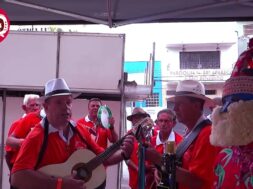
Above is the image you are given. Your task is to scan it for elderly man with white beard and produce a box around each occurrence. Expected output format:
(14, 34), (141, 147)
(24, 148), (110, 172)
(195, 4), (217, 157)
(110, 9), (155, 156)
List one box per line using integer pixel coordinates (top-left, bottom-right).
(210, 38), (253, 189)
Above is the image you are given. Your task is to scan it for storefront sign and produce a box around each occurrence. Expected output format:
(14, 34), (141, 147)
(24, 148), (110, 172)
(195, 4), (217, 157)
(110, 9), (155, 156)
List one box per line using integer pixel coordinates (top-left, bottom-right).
(168, 69), (232, 81)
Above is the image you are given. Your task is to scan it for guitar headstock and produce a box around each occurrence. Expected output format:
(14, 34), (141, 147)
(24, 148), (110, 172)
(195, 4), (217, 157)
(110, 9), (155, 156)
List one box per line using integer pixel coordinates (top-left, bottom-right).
(132, 117), (154, 142)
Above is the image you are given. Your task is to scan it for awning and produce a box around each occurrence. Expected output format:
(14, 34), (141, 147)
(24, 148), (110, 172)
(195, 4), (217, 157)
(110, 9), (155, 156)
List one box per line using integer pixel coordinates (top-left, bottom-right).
(1, 0), (253, 27)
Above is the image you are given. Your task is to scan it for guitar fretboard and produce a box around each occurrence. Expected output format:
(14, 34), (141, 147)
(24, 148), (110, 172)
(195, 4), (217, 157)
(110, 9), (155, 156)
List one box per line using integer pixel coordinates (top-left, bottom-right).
(85, 135), (127, 171)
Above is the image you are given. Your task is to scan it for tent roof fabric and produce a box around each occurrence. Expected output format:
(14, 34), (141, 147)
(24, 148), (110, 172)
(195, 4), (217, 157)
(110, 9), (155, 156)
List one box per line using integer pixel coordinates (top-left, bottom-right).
(1, 0), (253, 27)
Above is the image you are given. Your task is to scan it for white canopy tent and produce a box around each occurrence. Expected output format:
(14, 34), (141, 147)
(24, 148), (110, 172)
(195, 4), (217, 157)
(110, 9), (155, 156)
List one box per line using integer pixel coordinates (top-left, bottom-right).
(1, 0), (253, 27)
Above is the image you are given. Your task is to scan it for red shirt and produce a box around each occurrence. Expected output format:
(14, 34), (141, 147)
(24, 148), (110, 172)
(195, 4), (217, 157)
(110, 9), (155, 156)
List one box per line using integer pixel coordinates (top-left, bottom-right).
(12, 120), (104, 173)
(9, 111), (42, 165)
(127, 139), (139, 189)
(13, 111), (42, 139)
(180, 126), (220, 189)
(153, 124), (159, 136)
(213, 142), (253, 189)
(150, 130), (183, 154)
(77, 116), (113, 149)
(5, 118), (22, 164)
(127, 130), (155, 189)
(7, 119), (21, 137)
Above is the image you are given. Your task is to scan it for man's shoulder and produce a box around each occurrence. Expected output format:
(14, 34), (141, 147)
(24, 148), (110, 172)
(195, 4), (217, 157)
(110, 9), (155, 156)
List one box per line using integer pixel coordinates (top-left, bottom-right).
(76, 117), (85, 123)
(22, 111), (41, 122)
(77, 115), (91, 123)
(76, 123), (91, 135)
(8, 118), (23, 135)
(10, 118), (22, 127)
(194, 125), (216, 148)
(25, 123), (44, 140)
(77, 116), (94, 128)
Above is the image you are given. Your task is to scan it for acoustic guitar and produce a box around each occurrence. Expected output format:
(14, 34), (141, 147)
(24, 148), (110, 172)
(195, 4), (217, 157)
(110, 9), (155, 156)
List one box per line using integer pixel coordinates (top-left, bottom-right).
(39, 137), (125, 188)
(38, 117), (153, 189)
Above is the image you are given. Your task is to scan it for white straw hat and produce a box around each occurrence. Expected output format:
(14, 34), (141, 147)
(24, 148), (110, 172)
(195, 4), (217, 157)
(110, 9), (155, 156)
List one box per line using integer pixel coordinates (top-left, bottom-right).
(168, 80), (214, 106)
(39, 78), (79, 101)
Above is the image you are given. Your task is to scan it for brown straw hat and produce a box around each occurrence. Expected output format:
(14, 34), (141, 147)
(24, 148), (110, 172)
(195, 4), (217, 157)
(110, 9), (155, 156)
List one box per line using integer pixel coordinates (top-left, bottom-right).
(127, 107), (150, 121)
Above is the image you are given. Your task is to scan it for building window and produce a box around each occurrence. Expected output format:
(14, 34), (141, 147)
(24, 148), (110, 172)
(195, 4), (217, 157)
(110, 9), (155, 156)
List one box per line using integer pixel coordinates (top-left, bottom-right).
(146, 93), (159, 107)
(205, 90), (216, 95)
(180, 51), (220, 69)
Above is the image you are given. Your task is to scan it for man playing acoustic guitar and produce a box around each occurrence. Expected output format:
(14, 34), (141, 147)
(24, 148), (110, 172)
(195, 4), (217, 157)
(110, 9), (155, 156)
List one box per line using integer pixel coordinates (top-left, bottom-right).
(11, 78), (134, 189)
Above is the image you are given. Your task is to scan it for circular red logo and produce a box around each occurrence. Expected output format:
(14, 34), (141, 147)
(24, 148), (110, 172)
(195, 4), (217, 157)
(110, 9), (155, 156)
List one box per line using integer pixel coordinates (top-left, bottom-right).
(0, 9), (10, 43)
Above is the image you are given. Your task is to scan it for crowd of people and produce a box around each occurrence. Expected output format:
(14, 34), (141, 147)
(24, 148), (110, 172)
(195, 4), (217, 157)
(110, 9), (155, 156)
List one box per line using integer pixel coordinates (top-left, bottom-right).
(4, 40), (253, 189)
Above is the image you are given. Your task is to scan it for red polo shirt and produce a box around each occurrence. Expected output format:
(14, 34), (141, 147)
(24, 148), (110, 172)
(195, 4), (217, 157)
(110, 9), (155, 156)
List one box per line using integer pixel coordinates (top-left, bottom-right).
(77, 116), (113, 149)
(150, 130), (183, 154)
(13, 111), (42, 139)
(5, 118), (22, 165)
(180, 126), (221, 189)
(12, 120), (104, 173)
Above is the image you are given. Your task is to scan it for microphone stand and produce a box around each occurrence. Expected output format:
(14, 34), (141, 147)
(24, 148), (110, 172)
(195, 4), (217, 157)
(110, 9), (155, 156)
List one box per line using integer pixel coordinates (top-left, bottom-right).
(135, 123), (146, 189)
(138, 140), (146, 189)
(133, 117), (153, 189)
(157, 141), (177, 189)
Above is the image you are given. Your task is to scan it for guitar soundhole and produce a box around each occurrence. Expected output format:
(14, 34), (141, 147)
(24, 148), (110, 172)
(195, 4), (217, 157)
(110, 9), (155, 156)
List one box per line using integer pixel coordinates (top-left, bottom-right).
(72, 163), (91, 182)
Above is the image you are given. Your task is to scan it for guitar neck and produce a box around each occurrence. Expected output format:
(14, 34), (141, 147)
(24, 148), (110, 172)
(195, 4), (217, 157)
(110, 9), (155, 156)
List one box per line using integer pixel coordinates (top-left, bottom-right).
(86, 135), (127, 171)
(84, 121), (147, 172)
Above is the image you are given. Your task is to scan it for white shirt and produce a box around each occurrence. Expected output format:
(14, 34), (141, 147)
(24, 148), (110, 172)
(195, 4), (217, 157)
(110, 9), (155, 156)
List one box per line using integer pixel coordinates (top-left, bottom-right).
(155, 130), (176, 146)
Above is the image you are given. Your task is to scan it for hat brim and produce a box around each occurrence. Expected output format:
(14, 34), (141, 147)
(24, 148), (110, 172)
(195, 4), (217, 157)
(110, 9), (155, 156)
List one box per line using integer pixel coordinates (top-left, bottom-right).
(127, 113), (150, 121)
(39, 92), (80, 102)
(220, 93), (253, 113)
(168, 94), (214, 107)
